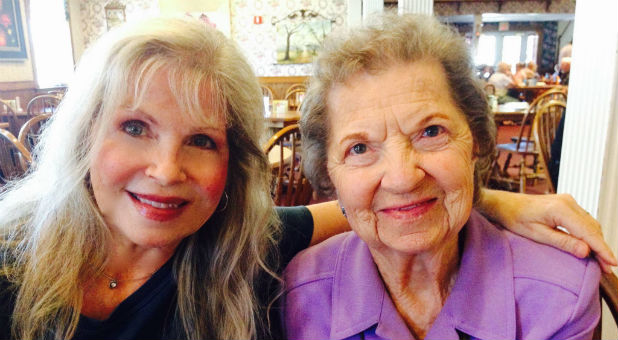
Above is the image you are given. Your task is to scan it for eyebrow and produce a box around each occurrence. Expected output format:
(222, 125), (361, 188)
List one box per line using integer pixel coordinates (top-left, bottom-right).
(338, 132), (370, 146)
(336, 111), (454, 145)
(126, 107), (226, 135)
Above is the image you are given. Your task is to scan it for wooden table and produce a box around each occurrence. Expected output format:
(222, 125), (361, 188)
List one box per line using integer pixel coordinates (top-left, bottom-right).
(513, 84), (563, 103)
(266, 110), (300, 127)
(492, 102), (529, 124)
(492, 111), (526, 124)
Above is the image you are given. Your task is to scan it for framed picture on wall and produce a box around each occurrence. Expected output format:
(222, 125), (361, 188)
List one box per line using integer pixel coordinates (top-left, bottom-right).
(273, 9), (334, 65)
(0, 0), (28, 59)
(105, 1), (126, 31)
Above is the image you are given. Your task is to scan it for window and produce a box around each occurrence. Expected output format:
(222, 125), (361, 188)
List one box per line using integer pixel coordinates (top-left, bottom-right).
(525, 35), (538, 63)
(30, 0), (74, 88)
(475, 35), (496, 66)
(502, 34), (522, 67)
(474, 31), (538, 69)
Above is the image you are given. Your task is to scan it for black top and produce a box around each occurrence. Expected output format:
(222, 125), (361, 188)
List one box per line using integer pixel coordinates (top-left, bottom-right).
(0, 206), (314, 340)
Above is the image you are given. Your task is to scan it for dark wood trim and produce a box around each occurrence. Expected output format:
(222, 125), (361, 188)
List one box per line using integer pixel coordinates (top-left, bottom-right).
(0, 81), (36, 91)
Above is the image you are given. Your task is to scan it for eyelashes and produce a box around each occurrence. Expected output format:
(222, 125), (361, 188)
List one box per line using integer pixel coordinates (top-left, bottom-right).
(120, 120), (218, 150)
(121, 120), (146, 137)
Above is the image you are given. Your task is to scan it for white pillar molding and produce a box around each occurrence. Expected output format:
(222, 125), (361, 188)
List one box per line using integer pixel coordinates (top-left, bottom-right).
(398, 0), (433, 15)
(346, 0), (362, 28)
(362, 0), (383, 20)
(558, 0), (618, 225)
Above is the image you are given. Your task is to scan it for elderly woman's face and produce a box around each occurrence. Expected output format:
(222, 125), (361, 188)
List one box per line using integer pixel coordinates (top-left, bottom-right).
(326, 59), (476, 255)
(89, 70), (229, 252)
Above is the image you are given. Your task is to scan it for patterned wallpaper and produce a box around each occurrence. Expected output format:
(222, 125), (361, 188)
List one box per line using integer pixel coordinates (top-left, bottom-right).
(230, 0), (346, 76)
(77, 0), (159, 47)
(434, 0), (575, 16)
(75, 0), (345, 76)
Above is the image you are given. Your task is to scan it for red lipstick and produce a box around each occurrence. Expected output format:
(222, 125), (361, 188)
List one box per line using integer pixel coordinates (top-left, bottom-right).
(127, 192), (188, 222)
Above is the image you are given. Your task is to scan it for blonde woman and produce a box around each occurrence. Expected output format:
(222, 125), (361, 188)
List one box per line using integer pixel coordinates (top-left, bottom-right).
(0, 17), (614, 340)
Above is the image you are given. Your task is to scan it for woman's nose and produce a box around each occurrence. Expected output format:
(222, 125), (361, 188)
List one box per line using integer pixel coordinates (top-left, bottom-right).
(145, 147), (187, 185)
(380, 148), (425, 194)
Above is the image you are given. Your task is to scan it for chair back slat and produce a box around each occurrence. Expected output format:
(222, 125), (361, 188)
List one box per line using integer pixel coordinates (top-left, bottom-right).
(0, 128), (31, 185)
(1, 99), (20, 136)
(18, 114), (52, 152)
(533, 100), (566, 193)
(264, 124), (313, 206)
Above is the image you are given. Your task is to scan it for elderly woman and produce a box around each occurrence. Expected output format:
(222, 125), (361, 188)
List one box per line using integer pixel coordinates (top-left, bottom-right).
(0, 15), (612, 340)
(283, 14), (601, 340)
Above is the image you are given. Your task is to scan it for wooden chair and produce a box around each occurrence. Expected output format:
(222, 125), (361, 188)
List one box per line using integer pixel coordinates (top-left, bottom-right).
(284, 83), (306, 98)
(532, 100), (567, 193)
(1, 99), (20, 136)
(263, 124), (313, 206)
(593, 272), (618, 339)
(18, 113), (51, 153)
(0, 128), (31, 185)
(284, 88), (306, 111)
(26, 94), (61, 118)
(488, 88), (567, 192)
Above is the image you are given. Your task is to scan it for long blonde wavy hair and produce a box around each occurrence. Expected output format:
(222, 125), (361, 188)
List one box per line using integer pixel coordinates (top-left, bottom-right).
(0, 17), (279, 339)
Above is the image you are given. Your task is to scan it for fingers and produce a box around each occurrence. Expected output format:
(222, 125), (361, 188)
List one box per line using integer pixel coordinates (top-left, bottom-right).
(595, 254), (616, 274)
(548, 194), (617, 267)
(524, 223), (591, 258)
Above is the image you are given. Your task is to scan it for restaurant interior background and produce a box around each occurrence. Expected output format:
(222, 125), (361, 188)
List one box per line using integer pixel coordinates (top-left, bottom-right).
(1, 0), (617, 336)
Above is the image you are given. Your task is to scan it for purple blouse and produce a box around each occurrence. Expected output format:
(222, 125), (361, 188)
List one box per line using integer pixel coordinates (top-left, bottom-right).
(282, 210), (600, 340)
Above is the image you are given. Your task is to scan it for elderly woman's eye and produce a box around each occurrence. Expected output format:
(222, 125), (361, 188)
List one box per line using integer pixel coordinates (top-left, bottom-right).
(188, 134), (216, 149)
(350, 143), (367, 155)
(422, 125), (443, 138)
(121, 120), (146, 136)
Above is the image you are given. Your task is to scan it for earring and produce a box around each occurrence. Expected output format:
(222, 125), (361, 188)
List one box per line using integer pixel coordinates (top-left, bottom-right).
(218, 192), (229, 211)
(340, 205), (347, 218)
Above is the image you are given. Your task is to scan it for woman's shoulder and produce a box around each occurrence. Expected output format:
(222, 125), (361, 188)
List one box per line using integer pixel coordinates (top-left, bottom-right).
(496, 222), (600, 339)
(283, 231), (355, 289)
(470, 209), (600, 291)
(465, 210), (600, 339)
(503, 224), (600, 293)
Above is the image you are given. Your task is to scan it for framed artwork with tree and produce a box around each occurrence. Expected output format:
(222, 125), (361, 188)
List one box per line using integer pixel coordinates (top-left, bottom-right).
(272, 9), (334, 65)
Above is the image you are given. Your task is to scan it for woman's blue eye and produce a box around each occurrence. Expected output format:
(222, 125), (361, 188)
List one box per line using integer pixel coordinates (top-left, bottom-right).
(188, 134), (216, 149)
(423, 125), (442, 137)
(351, 143), (367, 155)
(122, 120), (146, 136)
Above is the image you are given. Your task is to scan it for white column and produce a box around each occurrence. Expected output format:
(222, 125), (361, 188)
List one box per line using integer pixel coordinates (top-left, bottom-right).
(398, 0), (433, 15)
(559, 1), (618, 228)
(362, 0), (383, 21)
(347, 0), (362, 27)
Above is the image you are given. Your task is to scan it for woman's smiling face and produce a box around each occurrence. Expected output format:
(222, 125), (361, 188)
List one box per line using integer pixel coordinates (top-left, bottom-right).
(326, 59), (476, 255)
(89, 70), (229, 252)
